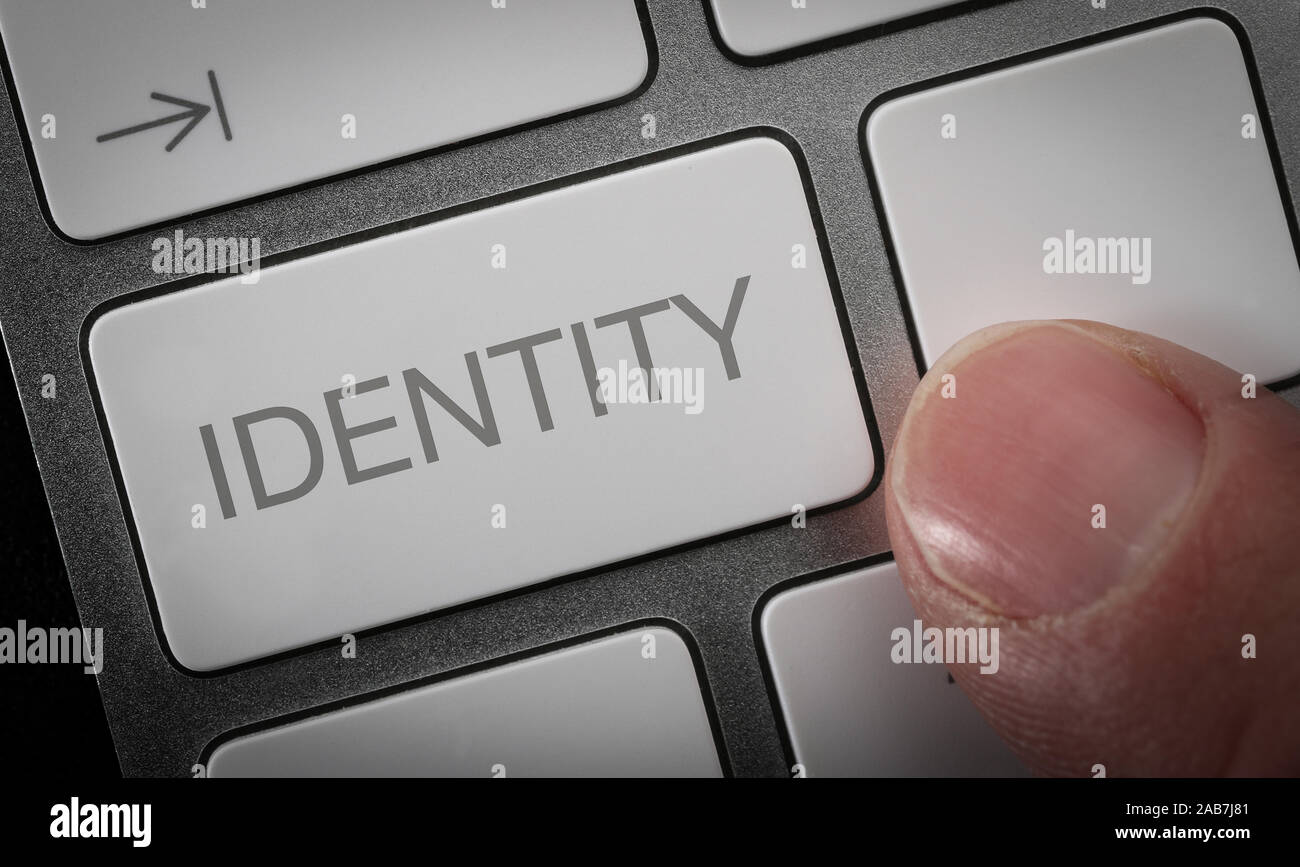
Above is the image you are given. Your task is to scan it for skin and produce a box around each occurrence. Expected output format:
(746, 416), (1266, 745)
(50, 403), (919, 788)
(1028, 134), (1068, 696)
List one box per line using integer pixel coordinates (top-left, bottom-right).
(884, 320), (1300, 776)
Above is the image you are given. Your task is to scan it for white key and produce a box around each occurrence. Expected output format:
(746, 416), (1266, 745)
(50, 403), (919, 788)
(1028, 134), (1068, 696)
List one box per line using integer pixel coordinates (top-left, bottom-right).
(865, 15), (1300, 383)
(0, 0), (651, 240)
(88, 134), (875, 672)
(760, 561), (1027, 777)
(206, 626), (723, 777)
(707, 0), (966, 59)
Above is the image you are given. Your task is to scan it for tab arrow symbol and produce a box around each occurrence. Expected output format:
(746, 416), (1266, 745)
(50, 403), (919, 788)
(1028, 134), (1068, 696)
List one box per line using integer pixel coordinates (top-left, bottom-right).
(96, 71), (231, 152)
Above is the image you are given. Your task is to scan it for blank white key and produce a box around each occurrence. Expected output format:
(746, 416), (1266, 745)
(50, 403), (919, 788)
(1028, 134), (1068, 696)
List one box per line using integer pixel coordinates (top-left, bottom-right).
(0, 0), (650, 240)
(88, 134), (875, 672)
(206, 626), (723, 777)
(707, 0), (965, 58)
(865, 16), (1300, 383)
(760, 561), (1026, 777)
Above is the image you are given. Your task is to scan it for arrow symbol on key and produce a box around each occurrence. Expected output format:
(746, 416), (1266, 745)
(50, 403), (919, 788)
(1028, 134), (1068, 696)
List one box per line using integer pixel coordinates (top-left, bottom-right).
(96, 70), (231, 152)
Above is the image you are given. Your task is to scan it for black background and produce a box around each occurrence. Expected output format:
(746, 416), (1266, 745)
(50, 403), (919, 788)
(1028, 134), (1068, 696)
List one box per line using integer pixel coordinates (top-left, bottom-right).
(1, 331), (118, 778)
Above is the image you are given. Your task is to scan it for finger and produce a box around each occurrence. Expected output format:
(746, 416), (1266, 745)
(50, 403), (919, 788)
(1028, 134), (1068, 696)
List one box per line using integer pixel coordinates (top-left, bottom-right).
(884, 319), (1300, 776)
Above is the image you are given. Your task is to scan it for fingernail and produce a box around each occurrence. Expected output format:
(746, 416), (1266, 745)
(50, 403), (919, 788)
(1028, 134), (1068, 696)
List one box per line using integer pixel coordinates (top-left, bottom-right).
(890, 323), (1204, 617)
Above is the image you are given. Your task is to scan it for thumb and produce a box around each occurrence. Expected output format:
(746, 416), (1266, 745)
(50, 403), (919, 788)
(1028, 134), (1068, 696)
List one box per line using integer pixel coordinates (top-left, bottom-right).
(884, 319), (1300, 777)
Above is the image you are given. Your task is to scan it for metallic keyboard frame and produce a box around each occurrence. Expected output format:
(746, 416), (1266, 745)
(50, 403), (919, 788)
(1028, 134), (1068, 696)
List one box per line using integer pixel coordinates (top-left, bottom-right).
(1, 0), (1297, 777)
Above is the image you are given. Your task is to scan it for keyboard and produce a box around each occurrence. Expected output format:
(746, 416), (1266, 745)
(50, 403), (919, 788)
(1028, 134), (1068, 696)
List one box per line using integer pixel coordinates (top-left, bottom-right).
(1, 0), (1297, 777)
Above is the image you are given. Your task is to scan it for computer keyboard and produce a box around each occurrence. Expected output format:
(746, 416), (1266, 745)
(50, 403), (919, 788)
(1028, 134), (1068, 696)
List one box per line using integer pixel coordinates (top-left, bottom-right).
(866, 14), (1300, 381)
(0, 0), (653, 240)
(205, 624), (726, 778)
(1, 0), (1297, 777)
(760, 559), (1026, 777)
(706, 0), (971, 60)
(86, 133), (874, 672)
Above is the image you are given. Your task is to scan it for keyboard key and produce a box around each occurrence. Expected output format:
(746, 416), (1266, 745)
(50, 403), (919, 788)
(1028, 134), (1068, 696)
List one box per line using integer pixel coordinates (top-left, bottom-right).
(707, 0), (966, 59)
(206, 626), (724, 777)
(0, 0), (651, 240)
(88, 133), (875, 672)
(760, 561), (1027, 776)
(864, 16), (1300, 383)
